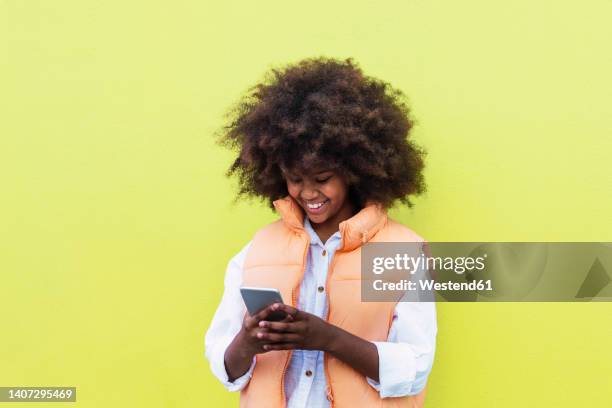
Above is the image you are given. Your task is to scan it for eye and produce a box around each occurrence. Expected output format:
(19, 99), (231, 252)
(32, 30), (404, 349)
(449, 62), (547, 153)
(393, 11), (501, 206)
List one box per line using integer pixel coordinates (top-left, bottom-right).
(316, 176), (332, 183)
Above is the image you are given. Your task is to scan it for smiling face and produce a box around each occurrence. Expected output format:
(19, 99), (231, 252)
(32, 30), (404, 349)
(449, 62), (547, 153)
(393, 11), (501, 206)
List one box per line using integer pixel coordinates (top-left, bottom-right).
(282, 163), (356, 237)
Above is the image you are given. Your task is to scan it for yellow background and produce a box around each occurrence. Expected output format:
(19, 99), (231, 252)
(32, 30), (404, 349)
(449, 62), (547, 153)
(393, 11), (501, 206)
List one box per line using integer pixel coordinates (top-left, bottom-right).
(1, 0), (611, 406)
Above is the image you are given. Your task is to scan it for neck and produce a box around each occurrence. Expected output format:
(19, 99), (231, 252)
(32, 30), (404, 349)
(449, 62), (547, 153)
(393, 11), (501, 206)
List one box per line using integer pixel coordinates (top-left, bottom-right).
(310, 200), (357, 244)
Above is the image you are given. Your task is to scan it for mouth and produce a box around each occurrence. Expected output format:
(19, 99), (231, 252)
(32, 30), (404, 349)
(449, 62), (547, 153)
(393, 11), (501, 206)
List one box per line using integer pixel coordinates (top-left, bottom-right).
(304, 199), (329, 215)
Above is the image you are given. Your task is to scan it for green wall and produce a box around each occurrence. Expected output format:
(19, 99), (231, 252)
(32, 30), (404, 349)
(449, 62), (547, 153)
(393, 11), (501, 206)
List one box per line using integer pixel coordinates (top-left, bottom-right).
(1, 1), (610, 406)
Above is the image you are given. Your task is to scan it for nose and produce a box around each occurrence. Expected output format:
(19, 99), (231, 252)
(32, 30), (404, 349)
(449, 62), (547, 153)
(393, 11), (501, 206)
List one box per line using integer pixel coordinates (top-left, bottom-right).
(300, 182), (320, 201)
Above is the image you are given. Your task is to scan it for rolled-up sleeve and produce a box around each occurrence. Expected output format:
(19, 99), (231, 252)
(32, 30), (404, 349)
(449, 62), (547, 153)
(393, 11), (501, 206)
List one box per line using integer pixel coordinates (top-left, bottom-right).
(204, 241), (255, 392)
(366, 297), (437, 398)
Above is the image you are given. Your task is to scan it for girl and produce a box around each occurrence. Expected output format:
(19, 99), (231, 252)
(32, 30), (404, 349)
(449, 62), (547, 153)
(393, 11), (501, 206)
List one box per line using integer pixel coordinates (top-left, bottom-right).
(205, 57), (437, 408)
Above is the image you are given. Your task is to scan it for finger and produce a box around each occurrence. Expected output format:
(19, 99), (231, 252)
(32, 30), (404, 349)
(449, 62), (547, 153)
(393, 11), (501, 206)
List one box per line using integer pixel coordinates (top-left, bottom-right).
(245, 304), (286, 329)
(243, 311), (258, 329)
(272, 303), (300, 319)
(250, 304), (279, 324)
(258, 320), (295, 333)
(263, 342), (298, 351)
(273, 313), (293, 323)
(244, 312), (262, 329)
(257, 331), (301, 343)
(244, 310), (269, 330)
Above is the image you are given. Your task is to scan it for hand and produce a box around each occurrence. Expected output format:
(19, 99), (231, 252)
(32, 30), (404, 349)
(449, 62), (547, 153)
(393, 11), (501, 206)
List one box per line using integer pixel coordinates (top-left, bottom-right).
(238, 303), (295, 355)
(255, 303), (338, 352)
(224, 304), (295, 382)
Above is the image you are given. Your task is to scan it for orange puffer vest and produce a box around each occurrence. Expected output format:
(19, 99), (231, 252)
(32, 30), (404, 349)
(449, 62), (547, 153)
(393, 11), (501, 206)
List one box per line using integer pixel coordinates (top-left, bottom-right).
(240, 196), (428, 408)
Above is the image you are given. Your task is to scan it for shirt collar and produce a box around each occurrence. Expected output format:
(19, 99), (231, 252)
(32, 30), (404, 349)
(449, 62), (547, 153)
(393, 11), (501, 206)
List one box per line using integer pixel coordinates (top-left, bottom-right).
(303, 216), (342, 247)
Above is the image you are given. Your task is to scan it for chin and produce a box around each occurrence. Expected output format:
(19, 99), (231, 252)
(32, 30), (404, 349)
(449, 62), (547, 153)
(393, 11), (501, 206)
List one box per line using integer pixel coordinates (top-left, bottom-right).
(307, 213), (328, 224)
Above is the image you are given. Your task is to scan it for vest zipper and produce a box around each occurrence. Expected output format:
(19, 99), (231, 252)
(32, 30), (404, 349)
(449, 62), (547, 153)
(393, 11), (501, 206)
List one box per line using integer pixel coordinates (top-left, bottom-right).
(323, 239), (344, 407)
(323, 227), (368, 406)
(280, 232), (310, 407)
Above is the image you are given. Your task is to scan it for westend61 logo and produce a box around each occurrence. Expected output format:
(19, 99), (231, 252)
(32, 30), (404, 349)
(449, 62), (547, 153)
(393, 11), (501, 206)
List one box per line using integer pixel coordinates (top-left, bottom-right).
(361, 242), (612, 302)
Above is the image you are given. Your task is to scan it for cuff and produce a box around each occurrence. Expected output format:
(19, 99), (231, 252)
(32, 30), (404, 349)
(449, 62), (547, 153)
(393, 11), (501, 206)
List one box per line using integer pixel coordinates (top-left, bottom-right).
(207, 336), (257, 392)
(222, 355), (257, 392)
(366, 341), (418, 398)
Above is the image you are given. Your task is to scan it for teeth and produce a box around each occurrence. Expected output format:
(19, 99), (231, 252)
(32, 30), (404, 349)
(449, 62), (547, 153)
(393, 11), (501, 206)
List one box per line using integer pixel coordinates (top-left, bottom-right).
(307, 201), (325, 209)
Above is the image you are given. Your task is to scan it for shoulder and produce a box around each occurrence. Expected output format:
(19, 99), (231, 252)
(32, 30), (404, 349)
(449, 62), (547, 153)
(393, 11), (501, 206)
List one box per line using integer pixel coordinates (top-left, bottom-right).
(250, 219), (297, 244)
(252, 219), (289, 235)
(226, 240), (252, 276)
(218, 239), (254, 289)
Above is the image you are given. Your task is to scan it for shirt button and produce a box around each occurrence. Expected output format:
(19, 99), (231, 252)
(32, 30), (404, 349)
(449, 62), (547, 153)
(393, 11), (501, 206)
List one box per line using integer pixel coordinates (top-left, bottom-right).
(305, 369), (312, 377)
(322, 249), (327, 256)
(318, 286), (325, 293)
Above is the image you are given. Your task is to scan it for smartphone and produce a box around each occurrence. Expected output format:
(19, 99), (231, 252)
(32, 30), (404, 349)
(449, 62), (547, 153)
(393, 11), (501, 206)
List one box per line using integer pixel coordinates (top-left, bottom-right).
(240, 286), (287, 321)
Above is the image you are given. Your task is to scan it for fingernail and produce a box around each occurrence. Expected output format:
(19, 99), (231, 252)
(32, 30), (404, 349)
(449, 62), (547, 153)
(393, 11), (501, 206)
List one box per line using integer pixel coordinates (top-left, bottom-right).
(263, 345), (269, 350)
(257, 333), (263, 338)
(259, 321), (266, 327)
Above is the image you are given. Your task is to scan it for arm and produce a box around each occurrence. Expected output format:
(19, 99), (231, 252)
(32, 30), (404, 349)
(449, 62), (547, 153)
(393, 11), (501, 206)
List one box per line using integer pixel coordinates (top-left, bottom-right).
(365, 301), (437, 397)
(224, 324), (257, 382)
(318, 301), (437, 389)
(204, 242), (256, 391)
(224, 304), (295, 382)
(367, 248), (438, 398)
(363, 246), (438, 397)
(258, 255), (437, 397)
(325, 324), (380, 382)
(256, 303), (380, 381)
(205, 241), (296, 387)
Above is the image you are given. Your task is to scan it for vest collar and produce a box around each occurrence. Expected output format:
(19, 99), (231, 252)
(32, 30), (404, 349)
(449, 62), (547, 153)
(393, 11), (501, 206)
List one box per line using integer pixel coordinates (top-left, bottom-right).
(272, 195), (388, 252)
